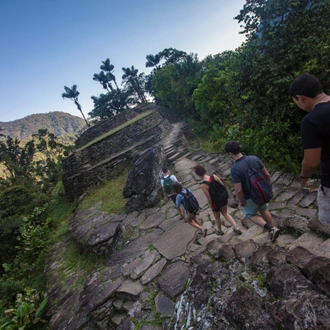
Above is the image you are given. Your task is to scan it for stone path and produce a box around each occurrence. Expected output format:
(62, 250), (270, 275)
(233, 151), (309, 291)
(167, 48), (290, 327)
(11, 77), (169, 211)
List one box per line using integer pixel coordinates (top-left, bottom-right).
(45, 123), (330, 330)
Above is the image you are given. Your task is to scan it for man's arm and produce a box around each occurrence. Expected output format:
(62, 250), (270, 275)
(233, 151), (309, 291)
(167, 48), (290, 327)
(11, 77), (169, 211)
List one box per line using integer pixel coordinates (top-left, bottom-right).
(301, 147), (321, 185)
(260, 167), (271, 181)
(234, 182), (246, 206)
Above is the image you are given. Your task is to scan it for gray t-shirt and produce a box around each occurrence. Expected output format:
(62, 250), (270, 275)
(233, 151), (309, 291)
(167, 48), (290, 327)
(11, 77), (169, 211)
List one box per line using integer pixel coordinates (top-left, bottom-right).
(230, 155), (264, 199)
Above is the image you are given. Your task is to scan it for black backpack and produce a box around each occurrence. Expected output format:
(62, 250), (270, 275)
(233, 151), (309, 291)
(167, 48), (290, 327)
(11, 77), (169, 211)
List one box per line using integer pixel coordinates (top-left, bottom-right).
(180, 188), (200, 214)
(239, 156), (273, 206)
(203, 175), (228, 206)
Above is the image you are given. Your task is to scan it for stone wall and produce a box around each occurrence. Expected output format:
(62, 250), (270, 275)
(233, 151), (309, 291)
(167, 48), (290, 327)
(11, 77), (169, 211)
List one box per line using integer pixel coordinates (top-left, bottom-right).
(75, 110), (139, 149)
(62, 109), (171, 199)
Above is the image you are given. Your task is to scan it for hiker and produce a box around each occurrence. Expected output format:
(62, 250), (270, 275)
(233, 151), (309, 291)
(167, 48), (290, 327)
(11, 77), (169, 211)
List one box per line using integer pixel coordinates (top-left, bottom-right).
(289, 73), (330, 225)
(172, 181), (207, 237)
(194, 164), (242, 236)
(224, 141), (280, 242)
(161, 166), (185, 217)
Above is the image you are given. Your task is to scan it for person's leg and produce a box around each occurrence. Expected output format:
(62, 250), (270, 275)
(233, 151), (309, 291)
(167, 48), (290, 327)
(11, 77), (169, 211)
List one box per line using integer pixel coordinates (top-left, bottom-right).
(179, 205), (185, 217)
(193, 216), (202, 226)
(244, 199), (279, 242)
(260, 207), (274, 227)
(212, 210), (222, 231)
(249, 215), (266, 227)
(220, 205), (239, 230)
(187, 215), (203, 231)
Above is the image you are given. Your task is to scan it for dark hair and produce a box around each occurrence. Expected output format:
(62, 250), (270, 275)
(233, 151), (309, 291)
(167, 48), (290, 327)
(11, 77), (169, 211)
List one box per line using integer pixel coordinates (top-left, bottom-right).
(289, 73), (323, 99)
(194, 164), (206, 177)
(224, 141), (241, 155)
(172, 181), (182, 194)
(162, 166), (168, 173)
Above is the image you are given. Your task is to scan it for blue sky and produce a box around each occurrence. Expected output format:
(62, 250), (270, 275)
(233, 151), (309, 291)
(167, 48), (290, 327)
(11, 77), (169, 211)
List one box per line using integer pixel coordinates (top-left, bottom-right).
(1, 0), (246, 122)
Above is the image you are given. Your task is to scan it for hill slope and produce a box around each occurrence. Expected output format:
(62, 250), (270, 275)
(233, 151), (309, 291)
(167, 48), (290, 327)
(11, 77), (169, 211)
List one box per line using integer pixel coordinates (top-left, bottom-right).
(0, 111), (87, 140)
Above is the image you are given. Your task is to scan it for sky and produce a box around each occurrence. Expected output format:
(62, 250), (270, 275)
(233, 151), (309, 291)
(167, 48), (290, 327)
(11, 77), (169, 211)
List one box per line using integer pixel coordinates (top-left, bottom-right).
(0, 0), (247, 122)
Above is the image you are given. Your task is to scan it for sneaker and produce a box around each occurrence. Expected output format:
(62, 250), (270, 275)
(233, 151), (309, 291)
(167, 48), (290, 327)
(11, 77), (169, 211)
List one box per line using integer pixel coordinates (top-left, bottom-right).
(216, 230), (224, 236)
(269, 227), (280, 242)
(233, 228), (242, 235)
(203, 229), (207, 238)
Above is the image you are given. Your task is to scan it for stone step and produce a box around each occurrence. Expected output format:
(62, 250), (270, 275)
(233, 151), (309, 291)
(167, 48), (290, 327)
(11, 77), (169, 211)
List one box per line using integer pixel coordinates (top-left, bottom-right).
(168, 152), (187, 162)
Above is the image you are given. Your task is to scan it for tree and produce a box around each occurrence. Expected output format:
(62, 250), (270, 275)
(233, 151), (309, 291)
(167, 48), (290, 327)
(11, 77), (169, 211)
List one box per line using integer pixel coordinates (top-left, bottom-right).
(145, 54), (161, 70)
(100, 58), (120, 90)
(152, 53), (203, 119)
(122, 66), (147, 103)
(0, 136), (35, 183)
(61, 85), (90, 127)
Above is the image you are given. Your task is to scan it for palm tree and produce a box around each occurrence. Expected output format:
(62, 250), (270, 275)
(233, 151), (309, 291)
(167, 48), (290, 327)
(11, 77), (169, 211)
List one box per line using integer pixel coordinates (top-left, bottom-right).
(61, 85), (89, 127)
(93, 71), (112, 92)
(145, 54), (161, 70)
(100, 58), (120, 90)
(122, 66), (147, 103)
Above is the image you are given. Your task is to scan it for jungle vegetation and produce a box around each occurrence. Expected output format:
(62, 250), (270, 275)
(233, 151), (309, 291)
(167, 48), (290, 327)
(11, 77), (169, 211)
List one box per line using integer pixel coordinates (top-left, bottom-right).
(1, 0), (330, 328)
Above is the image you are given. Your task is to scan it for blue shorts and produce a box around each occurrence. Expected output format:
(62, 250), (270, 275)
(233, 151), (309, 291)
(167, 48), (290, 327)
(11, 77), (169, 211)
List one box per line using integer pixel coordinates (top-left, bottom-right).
(243, 199), (268, 218)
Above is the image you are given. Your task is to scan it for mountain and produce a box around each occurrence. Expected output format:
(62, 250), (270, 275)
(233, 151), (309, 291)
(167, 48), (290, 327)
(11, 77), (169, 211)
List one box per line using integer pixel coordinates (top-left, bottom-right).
(0, 111), (87, 140)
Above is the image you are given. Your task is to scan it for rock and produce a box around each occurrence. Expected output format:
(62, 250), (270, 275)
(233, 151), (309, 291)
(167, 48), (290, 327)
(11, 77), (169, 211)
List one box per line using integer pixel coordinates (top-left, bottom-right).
(155, 294), (175, 316)
(140, 258), (167, 285)
(117, 280), (144, 296)
(233, 239), (258, 264)
(123, 145), (165, 212)
(224, 287), (277, 329)
(308, 214), (330, 238)
(158, 261), (190, 298)
(303, 256), (330, 296)
(286, 246), (315, 269)
(153, 220), (196, 260)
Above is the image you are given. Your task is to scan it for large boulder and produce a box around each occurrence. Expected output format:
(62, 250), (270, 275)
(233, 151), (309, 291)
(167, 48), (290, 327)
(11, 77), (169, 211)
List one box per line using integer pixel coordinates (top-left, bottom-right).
(123, 145), (165, 212)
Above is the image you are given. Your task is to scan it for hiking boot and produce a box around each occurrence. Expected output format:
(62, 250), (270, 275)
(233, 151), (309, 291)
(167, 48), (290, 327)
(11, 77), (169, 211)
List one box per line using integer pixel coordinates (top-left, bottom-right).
(216, 230), (224, 236)
(203, 229), (207, 238)
(233, 228), (242, 235)
(269, 227), (280, 242)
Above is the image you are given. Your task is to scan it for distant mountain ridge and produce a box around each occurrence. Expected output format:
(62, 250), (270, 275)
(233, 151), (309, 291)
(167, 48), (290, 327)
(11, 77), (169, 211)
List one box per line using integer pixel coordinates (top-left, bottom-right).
(0, 111), (87, 140)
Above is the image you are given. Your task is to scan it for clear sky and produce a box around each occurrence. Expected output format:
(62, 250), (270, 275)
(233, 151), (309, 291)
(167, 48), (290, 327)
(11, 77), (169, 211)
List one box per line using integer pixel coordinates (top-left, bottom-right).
(0, 0), (246, 122)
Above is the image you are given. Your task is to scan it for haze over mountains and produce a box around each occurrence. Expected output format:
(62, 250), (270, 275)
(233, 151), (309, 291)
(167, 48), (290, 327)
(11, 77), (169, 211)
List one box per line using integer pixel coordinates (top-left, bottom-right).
(0, 111), (87, 140)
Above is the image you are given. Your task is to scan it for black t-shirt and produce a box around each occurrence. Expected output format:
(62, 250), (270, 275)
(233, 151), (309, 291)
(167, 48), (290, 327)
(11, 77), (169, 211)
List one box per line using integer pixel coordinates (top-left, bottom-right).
(301, 101), (330, 187)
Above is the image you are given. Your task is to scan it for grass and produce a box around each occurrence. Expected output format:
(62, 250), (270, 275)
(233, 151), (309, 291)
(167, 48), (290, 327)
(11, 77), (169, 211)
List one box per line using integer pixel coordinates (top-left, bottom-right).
(79, 167), (130, 214)
(41, 168), (131, 298)
(54, 238), (106, 289)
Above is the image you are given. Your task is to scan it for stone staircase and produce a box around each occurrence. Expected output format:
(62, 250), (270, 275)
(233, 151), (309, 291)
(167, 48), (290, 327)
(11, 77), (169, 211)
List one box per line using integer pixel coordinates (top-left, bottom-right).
(45, 123), (330, 330)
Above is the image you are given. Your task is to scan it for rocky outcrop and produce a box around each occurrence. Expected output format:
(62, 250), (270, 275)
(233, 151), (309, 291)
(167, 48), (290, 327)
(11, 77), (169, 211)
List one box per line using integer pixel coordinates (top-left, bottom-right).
(123, 145), (165, 212)
(46, 119), (330, 330)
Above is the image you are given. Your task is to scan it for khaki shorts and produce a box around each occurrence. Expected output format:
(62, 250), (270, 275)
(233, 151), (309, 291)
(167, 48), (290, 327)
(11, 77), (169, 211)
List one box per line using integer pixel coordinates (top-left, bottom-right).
(185, 212), (196, 221)
(318, 185), (330, 225)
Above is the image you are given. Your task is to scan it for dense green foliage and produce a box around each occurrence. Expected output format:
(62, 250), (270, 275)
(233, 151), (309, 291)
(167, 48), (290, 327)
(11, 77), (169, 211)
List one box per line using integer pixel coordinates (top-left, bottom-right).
(0, 129), (75, 328)
(149, 0), (330, 172)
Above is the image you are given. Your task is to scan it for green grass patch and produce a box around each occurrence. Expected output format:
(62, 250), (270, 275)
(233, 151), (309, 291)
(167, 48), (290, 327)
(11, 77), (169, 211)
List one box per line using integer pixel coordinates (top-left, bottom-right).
(76, 110), (154, 151)
(79, 168), (130, 214)
(54, 237), (106, 289)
